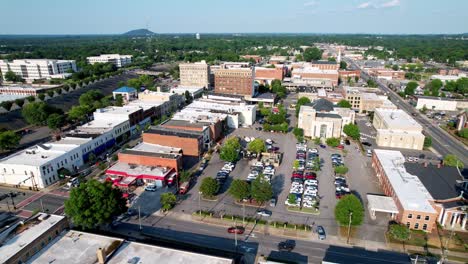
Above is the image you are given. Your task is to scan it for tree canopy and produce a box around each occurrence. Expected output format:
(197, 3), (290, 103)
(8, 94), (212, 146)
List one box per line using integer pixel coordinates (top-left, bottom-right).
(334, 194), (364, 226)
(388, 223), (411, 242)
(443, 154), (464, 168)
(296, 97), (311, 116)
(220, 136), (241, 162)
(247, 138), (266, 154)
(228, 179), (250, 201)
(22, 102), (63, 126)
(160, 193), (177, 211)
(337, 100), (352, 108)
(47, 113), (66, 130)
(199, 177), (219, 198)
(326, 137), (340, 147)
(251, 175), (273, 203)
(343, 124), (360, 140)
(303, 47), (322, 61)
(64, 180), (127, 229)
(404, 81), (418, 95)
(0, 131), (20, 150)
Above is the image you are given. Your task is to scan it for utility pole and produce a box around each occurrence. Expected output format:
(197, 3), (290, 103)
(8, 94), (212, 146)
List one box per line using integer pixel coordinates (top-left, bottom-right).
(443, 225), (455, 263)
(138, 206), (142, 231)
(198, 191), (202, 216)
(346, 211), (353, 244)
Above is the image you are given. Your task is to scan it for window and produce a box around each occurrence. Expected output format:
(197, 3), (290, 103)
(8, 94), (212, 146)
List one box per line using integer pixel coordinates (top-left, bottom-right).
(423, 224), (427, 230)
(408, 214), (412, 219)
(406, 222), (410, 228)
(24, 171), (27, 175)
(416, 215), (421, 220)
(425, 216), (430, 221)
(414, 223), (419, 229)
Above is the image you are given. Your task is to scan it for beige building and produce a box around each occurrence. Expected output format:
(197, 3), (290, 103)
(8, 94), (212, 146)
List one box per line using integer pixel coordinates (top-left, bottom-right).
(344, 86), (396, 113)
(298, 99), (355, 138)
(373, 108), (425, 150)
(179, 60), (210, 88)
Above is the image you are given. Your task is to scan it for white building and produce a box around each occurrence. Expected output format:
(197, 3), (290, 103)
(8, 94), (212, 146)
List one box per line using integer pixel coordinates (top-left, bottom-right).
(170, 86), (204, 98)
(86, 54), (132, 68)
(373, 108), (425, 150)
(430, 73), (466, 82)
(93, 105), (151, 135)
(415, 96), (468, 111)
(0, 141), (85, 189)
(0, 59), (77, 81)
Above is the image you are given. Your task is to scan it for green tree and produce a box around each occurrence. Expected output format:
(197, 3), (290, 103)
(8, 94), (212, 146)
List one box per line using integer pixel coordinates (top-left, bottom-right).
(334, 194), (364, 226)
(343, 124), (360, 140)
(326, 137), (340, 147)
(64, 180), (127, 229)
(334, 165), (349, 174)
(228, 179), (251, 201)
(288, 194), (297, 205)
(293, 160), (300, 170)
(367, 79), (378, 88)
(199, 177), (219, 198)
(251, 175), (273, 203)
(22, 102), (62, 125)
(388, 223), (411, 242)
(160, 193), (177, 211)
(340, 61), (347, 70)
(79, 90), (104, 107)
(423, 137), (432, 148)
(179, 170), (192, 183)
(404, 81), (418, 95)
(47, 113), (65, 130)
(271, 79), (287, 98)
(184, 90), (194, 104)
(296, 96), (311, 116)
(456, 77), (468, 94)
(247, 138), (266, 154)
(4, 71), (23, 82)
(443, 154), (464, 168)
(458, 128), (468, 139)
(337, 100), (352, 108)
(427, 79), (443, 96)
(68, 105), (90, 121)
(0, 131), (21, 150)
(26, 95), (36, 102)
(293, 127), (304, 141)
(14, 99), (24, 107)
(303, 47), (322, 61)
(115, 94), (124, 107)
(392, 64), (399, 71)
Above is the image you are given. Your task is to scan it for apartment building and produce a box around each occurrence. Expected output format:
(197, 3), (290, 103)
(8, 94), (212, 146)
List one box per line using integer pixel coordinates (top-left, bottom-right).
(343, 86), (396, 113)
(214, 67), (255, 96)
(298, 99), (355, 138)
(373, 108), (425, 150)
(179, 60), (210, 88)
(86, 54), (132, 67)
(0, 59), (77, 81)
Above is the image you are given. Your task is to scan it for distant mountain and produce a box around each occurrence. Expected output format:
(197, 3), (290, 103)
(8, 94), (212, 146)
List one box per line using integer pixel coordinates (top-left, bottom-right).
(122, 29), (156, 36)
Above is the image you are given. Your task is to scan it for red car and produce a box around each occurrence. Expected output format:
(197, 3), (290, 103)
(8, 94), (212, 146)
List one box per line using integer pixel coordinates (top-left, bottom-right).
(291, 171), (303, 178)
(337, 145), (344, 150)
(227, 226), (245, 234)
(304, 172), (317, 180)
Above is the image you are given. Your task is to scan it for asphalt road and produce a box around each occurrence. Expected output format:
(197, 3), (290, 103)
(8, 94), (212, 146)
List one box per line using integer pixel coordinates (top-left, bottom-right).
(345, 58), (468, 166)
(112, 215), (412, 264)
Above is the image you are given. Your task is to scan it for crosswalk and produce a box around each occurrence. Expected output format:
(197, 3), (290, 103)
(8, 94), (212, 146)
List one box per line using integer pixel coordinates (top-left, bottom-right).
(360, 133), (376, 139)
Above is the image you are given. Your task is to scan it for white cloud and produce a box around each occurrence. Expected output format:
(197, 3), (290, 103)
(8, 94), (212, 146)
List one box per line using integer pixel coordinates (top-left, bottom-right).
(304, 1), (318, 7)
(381, 0), (400, 8)
(357, 2), (373, 9)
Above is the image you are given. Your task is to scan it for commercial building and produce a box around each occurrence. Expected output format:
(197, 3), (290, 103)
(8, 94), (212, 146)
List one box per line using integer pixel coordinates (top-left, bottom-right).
(86, 54), (132, 67)
(0, 84), (60, 97)
(367, 68), (405, 80)
(372, 149), (468, 232)
(112, 86), (137, 101)
(118, 142), (182, 172)
(338, 70), (361, 81)
(343, 86), (396, 113)
(162, 119), (222, 142)
(214, 67), (255, 96)
(311, 60), (339, 70)
(0, 213), (69, 264)
(254, 66), (284, 85)
(93, 106), (150, 135)
(415, 96), (468, 111)
(241, 55), (262, 63)
(106, 161), (177, 188)
(143, 126), (206, 158)
(373, 108), (425, 150)
(0, 59), (77, 81)
(269, 56), (288, 64)
(137, 89), (183, 115)
(298, 99), (355, 138)
(291, 66), (339, 86)
(179, 60), (210, 88)
(430, 73), (466, 82)
(0, 140), (85, 189)
(170, 86), (205, 98)
(172, 110), (227, 140)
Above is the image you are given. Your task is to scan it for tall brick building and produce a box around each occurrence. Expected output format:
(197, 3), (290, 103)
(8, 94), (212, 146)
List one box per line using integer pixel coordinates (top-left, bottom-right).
(214, 67), (255, 96)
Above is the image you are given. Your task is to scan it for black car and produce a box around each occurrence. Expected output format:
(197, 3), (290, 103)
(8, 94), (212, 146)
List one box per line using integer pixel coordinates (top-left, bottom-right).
(362, 142), (372, 146)
(278, 240), (296, 252)
(316, 226), (326, 240)
(345, 139), (350, 145)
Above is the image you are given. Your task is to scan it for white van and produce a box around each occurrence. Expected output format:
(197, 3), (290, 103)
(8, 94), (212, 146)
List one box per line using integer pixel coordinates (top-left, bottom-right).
(366, 149), (373, 157)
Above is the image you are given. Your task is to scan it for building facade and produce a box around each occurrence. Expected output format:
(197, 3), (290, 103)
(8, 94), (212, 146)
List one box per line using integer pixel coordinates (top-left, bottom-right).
(214, 67), (255, 96)
(415, 96), (468, 111)
(143, 126), (205, 158)
(0, 59), (77, 81)
(255, 66), (284, 84)
(179, 61), (210, 88)
(86, 54), (132, 67)
(311, 61), (339, 70)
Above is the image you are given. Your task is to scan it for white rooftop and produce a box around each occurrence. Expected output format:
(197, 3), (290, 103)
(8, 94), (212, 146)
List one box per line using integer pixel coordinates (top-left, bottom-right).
(0, 213), (65, 264)
(367, 194), (399, 213)
(186, 99), (255, 113)
(131, 142), (182, 155)
(374, 149), (436, 214)
(74, 119), (128, 134)
(107, 162), (173, 177)
(87, 54), (132, 59)
(375, 108), (422, 131)
(292, 67), (338, 75)
(107, 241), (233, 264)
(126, 99), (166, 111)
(95, 106), (141, 116)
(173, 108), (227, 123)
(171, 86), (204, 94)
(0, 142), (81, 166)
(27, 230), (121, 264)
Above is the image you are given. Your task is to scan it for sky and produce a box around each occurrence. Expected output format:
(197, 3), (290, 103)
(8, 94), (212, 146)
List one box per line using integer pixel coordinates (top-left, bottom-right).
(0, 0), (467, 35)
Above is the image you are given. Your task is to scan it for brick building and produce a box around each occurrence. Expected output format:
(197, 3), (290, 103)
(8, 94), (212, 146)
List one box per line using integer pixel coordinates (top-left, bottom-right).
(311, 61), (339, 70)
(162, 119), (223, 142)
(241, 55), (262, 63)
(143, 126), (205, 158)
(291, 67), (339, 86)
(117, 142), (182, 172)
(367, 68), (405, 80)
(338, 70), (361, 81)
(255, 66), (284, 85)
(214, 67), (255, 96)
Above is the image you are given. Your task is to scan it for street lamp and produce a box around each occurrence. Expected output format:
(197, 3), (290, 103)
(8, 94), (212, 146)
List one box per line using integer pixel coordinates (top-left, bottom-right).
(346, 211), (353, 244)
(198, 191), (202, 216)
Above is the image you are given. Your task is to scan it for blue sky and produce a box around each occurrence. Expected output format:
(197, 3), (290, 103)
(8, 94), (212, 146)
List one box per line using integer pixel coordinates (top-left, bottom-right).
(1, 0), (467, 34)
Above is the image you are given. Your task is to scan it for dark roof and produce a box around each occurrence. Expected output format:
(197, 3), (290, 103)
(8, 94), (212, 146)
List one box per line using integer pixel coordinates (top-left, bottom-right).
(207, 92), (245, 100)
(146, 126), (203, 139)
(255, 93), (277, 100)
(322, 245), (410, 264)
(404, 163), (468, 201)
(312, 60), (338, 65)
(309, 98), (335, 112)
(163, 119), (210, 128)
(65, 132), (100, 139)
(317, 113), (341, 119)
(121, 149), (181, 159)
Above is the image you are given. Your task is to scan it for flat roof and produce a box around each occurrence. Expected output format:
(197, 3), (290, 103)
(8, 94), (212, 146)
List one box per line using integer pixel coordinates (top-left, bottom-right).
(367, 194), (399, 213)
(416, 95), (467, 102)
(147, 126), (203, 138)
(171, 86), (204, 93)
(107, 162), (174, 177)
(163, 119), (209, 128)
(0, 142), (81, 166)
(107, 241), (233, 264)
(95, 106), (141, 116)
(28, 230), (121, 264)
(126, 99), (166, 111)
(0, 94), (28, 103)
(0, 213), (65, 264)
(374, 149), (436, 214)
(375, 108), (422, 131)
(186, 99), (255, 114)
(132, 142), (182, 154)
(172, 109), (227, 124)
(73, 119), (128, 134)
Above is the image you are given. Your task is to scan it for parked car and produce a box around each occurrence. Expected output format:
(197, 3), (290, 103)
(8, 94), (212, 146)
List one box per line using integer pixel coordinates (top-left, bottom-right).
(316, 226), (326, 240)
(319, 144), (326, 148)
(227, 226), (245, 234)
(278, 240), (296, 252)
(362, 142), (372, 147)
(345, 139), (350, 145)
(145, 184), (157, 192)
(337, 145), (344, 150)
(367, 149), (372, 157)
(257, 209), (272, 217)
(270, 198), (277, 207)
